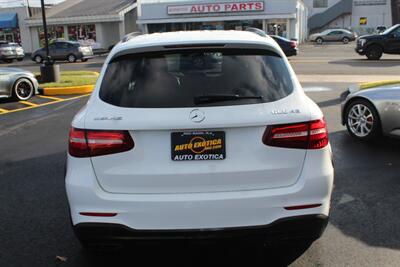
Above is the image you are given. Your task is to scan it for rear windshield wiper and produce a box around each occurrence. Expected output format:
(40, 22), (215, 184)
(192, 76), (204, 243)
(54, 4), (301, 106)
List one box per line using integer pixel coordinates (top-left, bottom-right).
(194, 94), (263, 105)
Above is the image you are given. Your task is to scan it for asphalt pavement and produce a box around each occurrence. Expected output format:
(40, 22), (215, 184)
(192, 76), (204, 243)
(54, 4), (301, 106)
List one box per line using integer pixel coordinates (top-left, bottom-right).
(0, 43), (400, 267)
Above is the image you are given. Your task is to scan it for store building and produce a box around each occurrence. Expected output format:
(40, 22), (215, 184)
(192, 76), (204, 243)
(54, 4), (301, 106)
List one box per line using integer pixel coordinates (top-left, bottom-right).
(26, 0), (138, 52)
(305, 0), (393, 34)
(0, 6), (41, 52)
(137, 0), (309, 42)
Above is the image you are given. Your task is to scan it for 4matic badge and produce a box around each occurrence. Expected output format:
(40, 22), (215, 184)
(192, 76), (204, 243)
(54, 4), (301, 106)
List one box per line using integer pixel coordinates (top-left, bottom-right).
(271, 109), (301, 115)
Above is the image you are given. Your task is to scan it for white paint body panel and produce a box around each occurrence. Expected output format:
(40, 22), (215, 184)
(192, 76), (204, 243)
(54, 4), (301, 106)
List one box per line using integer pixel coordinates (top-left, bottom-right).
(66, 31), (334, 230)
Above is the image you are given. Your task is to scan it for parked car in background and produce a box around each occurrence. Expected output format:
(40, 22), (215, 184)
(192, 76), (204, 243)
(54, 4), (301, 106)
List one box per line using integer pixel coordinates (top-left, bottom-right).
(31, 41), (93, 63)
(245, 27), (297, 57)
(341, 84), (400, 140)
(309, 29), (357, 44)
(355, 24), (400, 60)
(270, 35), (298, 57)
(0, 41), (24, 63)
(66, 31), (334, 263)
(0, 67), (38, 101)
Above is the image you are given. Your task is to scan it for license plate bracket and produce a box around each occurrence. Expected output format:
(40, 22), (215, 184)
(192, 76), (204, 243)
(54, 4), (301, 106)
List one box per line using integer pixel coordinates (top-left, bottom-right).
(171, 131), (225, 161)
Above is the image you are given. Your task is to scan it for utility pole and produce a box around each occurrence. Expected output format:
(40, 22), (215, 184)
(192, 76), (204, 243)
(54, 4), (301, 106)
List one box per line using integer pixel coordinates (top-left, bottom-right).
(39, 0), (60, 82)
(40, 0), (50, 63)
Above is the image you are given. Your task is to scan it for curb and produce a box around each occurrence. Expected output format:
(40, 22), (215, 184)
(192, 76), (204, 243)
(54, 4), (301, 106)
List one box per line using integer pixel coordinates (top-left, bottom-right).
(39, 71), (99, 96)
(41, 84), (95, 96)
(348, 80), (400, 93)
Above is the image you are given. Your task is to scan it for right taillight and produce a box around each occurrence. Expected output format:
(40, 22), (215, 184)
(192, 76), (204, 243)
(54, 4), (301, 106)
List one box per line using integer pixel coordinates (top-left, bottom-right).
(69, 128), (134, 158)
(263, 119), (328, 149)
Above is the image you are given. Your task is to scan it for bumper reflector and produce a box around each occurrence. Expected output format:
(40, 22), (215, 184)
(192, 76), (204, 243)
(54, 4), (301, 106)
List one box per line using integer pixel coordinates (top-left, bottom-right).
(79, 212), (118, 217)
(284, 204), (322, 210)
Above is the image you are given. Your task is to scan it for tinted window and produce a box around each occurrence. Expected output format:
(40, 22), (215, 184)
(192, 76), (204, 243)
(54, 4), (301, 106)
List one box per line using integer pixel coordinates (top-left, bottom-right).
(100, 49), (294, 108)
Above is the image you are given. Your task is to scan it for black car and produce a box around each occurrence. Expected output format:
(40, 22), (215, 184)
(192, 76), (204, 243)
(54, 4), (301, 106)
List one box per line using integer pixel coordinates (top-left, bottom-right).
(0, 41), (25, 63)
(355, 24), (400, 60)
(245, 27), (298, 57)
(31, 41), (94, 63)
(270, 35), (298, 57)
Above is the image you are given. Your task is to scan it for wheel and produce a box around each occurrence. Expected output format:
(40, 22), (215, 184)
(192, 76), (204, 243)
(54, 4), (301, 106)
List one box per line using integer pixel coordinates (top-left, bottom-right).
(345, 99), (381, 140)
(13, 78), (34, 101)
(17, 58), (23, 62)
(34, 55), (43, 63)
(67, 54), (77, 63)
(366, 45), (383, 60)
(4, 59), (13, 63)
(316, 37), (323, 44)
(81, 58), (88, 62)
(342, 37), (350, 44)
(257, 240), (313, 266)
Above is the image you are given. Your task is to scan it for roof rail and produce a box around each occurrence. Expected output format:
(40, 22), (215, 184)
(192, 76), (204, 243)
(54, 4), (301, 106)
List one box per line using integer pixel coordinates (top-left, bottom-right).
(121, 32), (143, 43)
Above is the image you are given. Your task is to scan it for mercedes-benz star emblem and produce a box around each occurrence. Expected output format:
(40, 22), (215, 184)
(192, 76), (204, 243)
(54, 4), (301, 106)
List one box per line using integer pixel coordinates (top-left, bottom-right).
(189, 109), (205, 123)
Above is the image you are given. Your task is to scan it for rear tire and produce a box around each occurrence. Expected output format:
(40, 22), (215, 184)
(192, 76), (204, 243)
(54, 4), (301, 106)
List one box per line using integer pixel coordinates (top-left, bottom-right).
(79, 239), (123, 253)
(366, 45), (383, 60)
(316, 37), (323, 44)
(17, 58), (23, 62)
(81, 58), (88, 62)
(258, 240), (313, 266)
(342, 37), (350, 44)
(34, 55), (43, 63)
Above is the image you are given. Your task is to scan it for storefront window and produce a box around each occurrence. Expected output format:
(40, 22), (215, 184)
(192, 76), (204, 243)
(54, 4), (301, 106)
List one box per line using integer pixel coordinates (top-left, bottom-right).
(0, 28), (20, 43)
(67, 24), (96, 42)
(148, 20), (263, 33)
(38, 26), (64, 46)
(266, 20), (288, 38)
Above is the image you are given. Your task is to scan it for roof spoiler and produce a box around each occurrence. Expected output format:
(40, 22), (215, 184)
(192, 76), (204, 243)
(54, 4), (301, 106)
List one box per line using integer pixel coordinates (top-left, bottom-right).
(121, 32), (143, 43)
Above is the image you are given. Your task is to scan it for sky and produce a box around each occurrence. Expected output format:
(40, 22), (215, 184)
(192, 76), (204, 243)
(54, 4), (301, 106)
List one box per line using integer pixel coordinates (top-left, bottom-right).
(0, 0), (65, 8)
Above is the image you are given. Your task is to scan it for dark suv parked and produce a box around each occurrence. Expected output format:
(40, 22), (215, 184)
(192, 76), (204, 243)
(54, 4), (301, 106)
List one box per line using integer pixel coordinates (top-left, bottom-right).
(31, 41), (93, 63)
(355, 24), (400, 60)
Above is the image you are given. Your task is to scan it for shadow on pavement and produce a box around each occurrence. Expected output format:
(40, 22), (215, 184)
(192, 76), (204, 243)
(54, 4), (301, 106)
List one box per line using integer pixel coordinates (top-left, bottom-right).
(329, 58), (400, 68)
(328, 131), (400, 250)
(317, 97), (342, 108)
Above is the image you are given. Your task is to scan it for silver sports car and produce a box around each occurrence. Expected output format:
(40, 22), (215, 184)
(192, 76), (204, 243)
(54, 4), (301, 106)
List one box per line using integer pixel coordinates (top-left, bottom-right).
(341, 84), (400, 140)
(0, 67), (39, 101)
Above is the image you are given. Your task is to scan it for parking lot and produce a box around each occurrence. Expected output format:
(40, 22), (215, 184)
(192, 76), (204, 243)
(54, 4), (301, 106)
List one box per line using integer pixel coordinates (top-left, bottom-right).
(1, 43), (400, 266)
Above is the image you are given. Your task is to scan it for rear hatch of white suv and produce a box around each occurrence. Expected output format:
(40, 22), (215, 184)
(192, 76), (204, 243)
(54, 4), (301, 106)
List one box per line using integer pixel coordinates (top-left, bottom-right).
(77, 44), (324, 194)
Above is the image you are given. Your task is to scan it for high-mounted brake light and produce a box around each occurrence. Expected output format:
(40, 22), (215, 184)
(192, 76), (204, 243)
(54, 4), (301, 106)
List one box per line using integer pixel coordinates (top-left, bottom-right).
(69, 128), (134, 157)
(263, 119), (329, 149)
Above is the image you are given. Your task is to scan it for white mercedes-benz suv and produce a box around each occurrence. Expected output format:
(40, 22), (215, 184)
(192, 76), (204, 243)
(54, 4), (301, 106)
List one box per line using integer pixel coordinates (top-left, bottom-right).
(66, 31), (334, 253)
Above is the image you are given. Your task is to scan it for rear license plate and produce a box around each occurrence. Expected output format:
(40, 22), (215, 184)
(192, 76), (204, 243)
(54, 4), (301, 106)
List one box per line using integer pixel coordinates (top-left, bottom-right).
(171, 131), (225, 161)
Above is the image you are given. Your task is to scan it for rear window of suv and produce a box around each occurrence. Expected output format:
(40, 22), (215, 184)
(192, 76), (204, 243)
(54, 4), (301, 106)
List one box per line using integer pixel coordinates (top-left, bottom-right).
(99, 49), (294, 108)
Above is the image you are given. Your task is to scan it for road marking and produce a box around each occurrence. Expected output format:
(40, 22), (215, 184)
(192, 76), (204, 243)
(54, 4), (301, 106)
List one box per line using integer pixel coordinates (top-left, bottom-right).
(0, 94), (90, 116)
(0, 108), (9, 113)
(19, 101), (38, 107)
(304, 87), (333, 92)
(36, 95), (64, 101)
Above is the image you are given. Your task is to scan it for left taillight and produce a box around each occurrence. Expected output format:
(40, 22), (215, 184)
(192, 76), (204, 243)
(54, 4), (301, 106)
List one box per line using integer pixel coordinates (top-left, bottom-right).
(68, 128), (134, 158)
(262, 118), (329, 150)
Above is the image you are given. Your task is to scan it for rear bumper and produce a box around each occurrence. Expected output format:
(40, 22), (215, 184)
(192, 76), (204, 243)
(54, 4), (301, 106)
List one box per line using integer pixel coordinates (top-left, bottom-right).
(0, 54), (24, 60)
(66, 145), (334, 231)
(286, 48), (298, 57)
(73, 214), (328, 243)
(355, 47), (365, 55)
